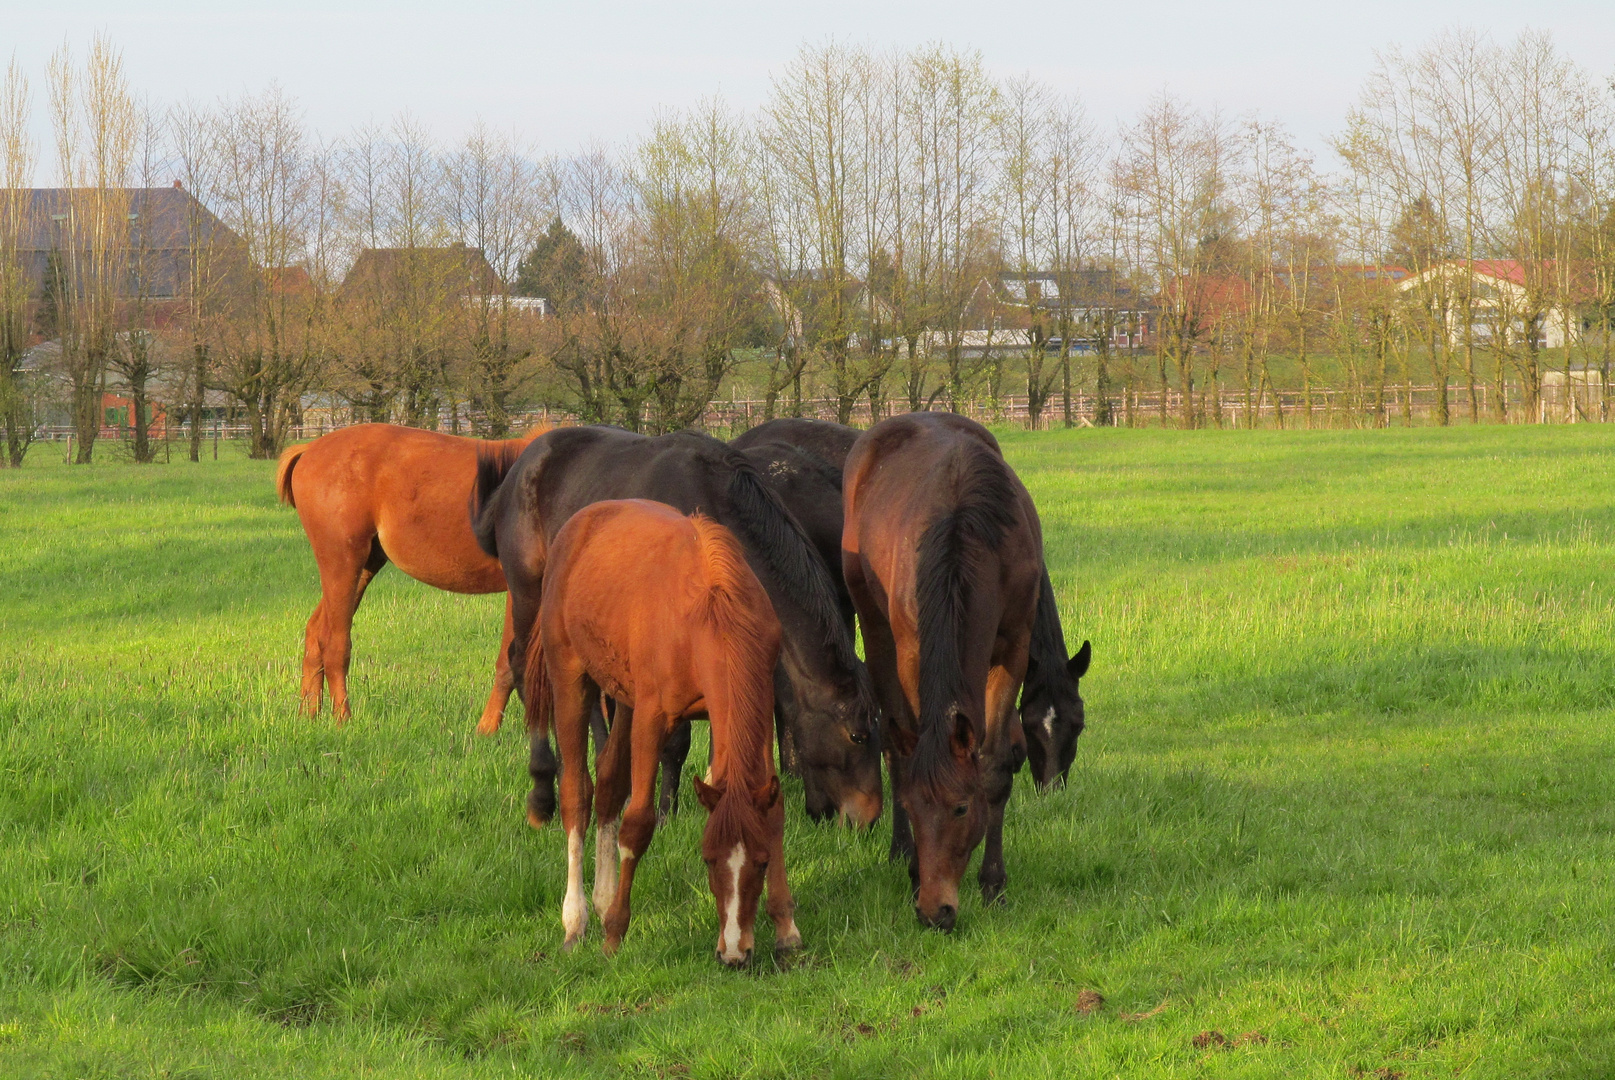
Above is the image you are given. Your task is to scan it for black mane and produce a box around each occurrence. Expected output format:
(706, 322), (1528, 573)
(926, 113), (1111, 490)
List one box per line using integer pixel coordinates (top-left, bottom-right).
(1024, 565), (1070, 690)
(720, 446), (864, 680)
(910, 442), (1022, 794)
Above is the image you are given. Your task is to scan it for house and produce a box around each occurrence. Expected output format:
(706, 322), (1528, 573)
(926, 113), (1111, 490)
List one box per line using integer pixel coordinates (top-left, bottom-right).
(988, 270), (1153, 351)
(1397, 260), (1587, 349)
(12, 183), (247, 315)
(338, 243), (505, 303)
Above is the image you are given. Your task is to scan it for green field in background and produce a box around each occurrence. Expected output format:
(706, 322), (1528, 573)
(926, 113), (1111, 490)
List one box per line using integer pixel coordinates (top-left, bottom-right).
(2, 425), (1612, 1078)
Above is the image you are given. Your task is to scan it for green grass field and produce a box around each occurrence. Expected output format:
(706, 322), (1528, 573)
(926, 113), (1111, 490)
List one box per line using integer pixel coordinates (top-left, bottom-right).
(3, 426), (1614, 1079)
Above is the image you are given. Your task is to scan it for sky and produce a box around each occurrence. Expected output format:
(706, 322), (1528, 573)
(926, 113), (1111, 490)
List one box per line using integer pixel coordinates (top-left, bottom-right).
(11, 0), (1615, 176)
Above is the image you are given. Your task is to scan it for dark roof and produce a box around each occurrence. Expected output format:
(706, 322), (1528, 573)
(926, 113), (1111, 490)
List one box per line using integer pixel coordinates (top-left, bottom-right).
(339, 244), (504, 299)
(8, 186), (237, 253)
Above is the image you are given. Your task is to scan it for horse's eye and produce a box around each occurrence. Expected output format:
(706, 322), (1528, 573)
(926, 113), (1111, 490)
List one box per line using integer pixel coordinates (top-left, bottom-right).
(849, 731), (869, 745)
(953, 803), (969, 818)
(757, 861), (770, 872)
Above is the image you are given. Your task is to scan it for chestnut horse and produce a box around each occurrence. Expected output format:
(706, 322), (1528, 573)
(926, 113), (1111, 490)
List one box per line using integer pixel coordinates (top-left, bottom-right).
(276, 422), (543, 728)
(528, 499), (798, 964)
(842, 412), (1043, 930)
(735, 417), (1092, 792)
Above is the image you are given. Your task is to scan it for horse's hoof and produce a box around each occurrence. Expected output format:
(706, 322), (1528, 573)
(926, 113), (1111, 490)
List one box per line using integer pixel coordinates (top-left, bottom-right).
(602, 935), (622, 957)
(774, 930), (803, 952)
(562, 933), (583, 953)
(526, 807), (550, 830)
(980, 879), (1006, 905)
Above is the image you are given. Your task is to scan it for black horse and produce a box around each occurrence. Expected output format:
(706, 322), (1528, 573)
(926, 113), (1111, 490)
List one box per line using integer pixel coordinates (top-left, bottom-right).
(472, 426), (883, 826)
(732, 417), (1091, 791)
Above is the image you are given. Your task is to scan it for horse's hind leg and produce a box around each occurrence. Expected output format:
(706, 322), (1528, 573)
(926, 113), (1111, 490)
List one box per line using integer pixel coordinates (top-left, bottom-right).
(321, 538), (387, 724)
(476, 594), (518, 736)
(300, 598), (326, 716)
(657, 719), (692, 822)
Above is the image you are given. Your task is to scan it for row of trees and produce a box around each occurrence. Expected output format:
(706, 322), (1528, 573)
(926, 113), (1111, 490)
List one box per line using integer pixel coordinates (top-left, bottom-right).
(3, 30), (1615, 464)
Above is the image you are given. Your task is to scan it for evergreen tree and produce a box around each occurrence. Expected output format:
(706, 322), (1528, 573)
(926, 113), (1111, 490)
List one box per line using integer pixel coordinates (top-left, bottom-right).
(513, 219), (591, 312)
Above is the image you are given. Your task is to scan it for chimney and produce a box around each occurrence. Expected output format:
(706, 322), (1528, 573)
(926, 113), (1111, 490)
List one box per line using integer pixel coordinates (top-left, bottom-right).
(173, 179), (183, 190)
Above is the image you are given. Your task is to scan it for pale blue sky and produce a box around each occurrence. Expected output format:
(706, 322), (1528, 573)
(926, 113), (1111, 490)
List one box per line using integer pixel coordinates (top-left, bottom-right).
(12, 0), (1615, 171)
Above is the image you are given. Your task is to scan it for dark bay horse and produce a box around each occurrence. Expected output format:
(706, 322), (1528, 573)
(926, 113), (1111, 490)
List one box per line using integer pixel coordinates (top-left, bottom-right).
(842, 412), (1043, 930)
(1021, 573), (1091, 789)
(276, 423), (544, 728)
(472, 426), (882, 827)
(734, 417), (1092, 792)
(731, 417), (860, 472)
(529, 499), (797, 963)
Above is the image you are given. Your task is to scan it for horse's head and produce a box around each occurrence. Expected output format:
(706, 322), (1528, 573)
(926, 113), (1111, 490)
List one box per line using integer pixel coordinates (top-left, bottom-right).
(1021, 639), (1090, 791)
(785, 661), (883, 827)
(694, 775), (779, 967)
(890, 711), (988, 931)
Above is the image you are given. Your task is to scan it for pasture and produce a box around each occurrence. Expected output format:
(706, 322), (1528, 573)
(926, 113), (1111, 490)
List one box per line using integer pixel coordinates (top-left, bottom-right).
(2, 426), (1613, 1079)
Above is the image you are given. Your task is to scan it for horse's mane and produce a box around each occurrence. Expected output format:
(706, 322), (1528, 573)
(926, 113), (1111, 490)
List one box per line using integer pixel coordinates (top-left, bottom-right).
(909, 442), (1022, 798)
(1024, 564), (1069, 695)
(720, 447), (868, 692)
(692, 513), (779, 850)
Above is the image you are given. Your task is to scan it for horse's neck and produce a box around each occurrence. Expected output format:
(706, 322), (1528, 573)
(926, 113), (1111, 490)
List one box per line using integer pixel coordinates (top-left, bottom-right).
(708, 713), (771, 789)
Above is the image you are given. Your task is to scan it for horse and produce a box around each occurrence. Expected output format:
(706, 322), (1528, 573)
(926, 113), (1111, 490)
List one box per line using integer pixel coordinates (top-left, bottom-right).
(1021, 571), (1092, 790)
(471, 426), (882, 827)
(528, 499), (798, 964)
(733, 418), (1092, 793)
(275, 422), (544, 729)
(731, 417), (860, 472)
(842, 412), (1044, 930)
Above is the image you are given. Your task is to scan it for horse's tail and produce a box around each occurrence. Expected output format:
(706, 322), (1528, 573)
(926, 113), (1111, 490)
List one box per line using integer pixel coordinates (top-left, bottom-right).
(910, 446), (1021, 794)
(690, 513), (778, 772)
(470, 440), (530, 559)
(275, 444), (306, 507)
(521, 618), (553, 738)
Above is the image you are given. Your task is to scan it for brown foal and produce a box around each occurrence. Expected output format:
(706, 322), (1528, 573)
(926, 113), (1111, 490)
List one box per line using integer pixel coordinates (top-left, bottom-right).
(525, 499), (799, 965)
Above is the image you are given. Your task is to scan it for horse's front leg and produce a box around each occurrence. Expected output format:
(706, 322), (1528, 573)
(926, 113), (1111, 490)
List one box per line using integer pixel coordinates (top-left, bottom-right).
(602, 712), (668, 956)
(592, 702), (632, 920)
(550, 665), (594, 950)
(978, 661), (1026, 904)
(763, 783), (802, 951)
(476, 594), (518, 735)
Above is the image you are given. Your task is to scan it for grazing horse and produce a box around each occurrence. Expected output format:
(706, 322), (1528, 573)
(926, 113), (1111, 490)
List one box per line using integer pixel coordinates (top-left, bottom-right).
(529, 499), (798, 964)
(276, 423), (543, 728)
(731, 417), (860, 473)
(736, 418), (1091, 794)
(842, 412), (1043, 930)
(472, 426), (882, 827)
(1021, 571), (1092, 790)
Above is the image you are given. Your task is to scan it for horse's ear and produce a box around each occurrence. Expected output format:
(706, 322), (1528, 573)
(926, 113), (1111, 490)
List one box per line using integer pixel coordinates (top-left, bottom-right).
(1068, 640), (1092, 680)
(950, 710), (978, 762)
(886, 722), (918, 757)
(693, 776), (724, 812)
(751, 775), (781, 812)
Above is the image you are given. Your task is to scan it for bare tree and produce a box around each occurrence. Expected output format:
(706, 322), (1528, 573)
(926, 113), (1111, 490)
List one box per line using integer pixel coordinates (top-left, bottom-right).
(210, 88), (329, 457)
(0, 60), (35, 465)
(48, 37), (137, 463)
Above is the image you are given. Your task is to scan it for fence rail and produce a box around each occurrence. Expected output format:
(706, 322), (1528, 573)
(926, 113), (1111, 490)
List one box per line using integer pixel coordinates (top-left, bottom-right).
(33, 379), (1615, 451)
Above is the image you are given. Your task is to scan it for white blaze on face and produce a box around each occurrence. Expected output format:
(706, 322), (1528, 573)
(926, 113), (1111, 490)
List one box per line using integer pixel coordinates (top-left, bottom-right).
(1040, 706), (1057, 739)
(719, 842), (746, 961)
